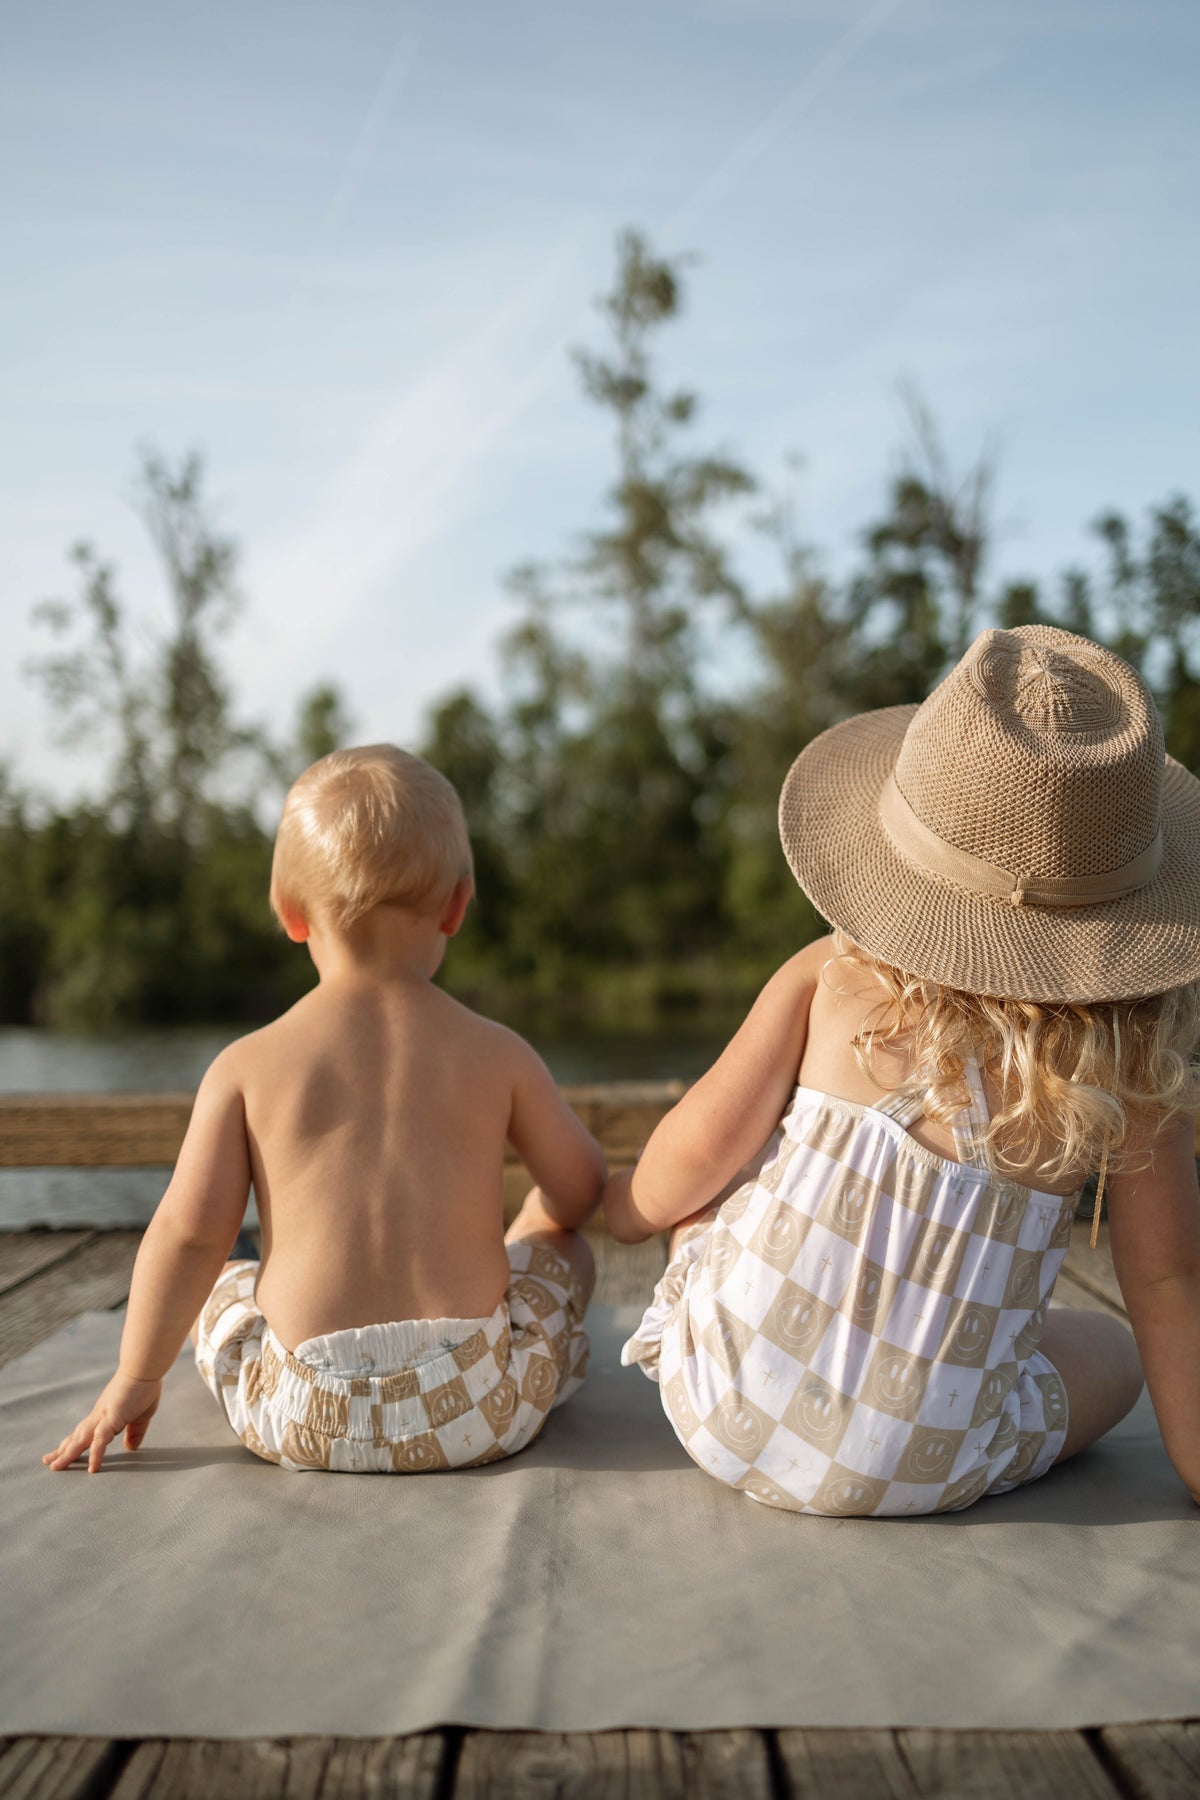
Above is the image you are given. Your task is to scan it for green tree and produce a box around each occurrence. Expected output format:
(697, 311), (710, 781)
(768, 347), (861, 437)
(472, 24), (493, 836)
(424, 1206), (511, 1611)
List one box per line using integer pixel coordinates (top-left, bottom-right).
(421, 688), (515, 987)
(844, 393), (995, 709)
(23, 449), (344, 1025)
(717, 471), (846, 963)
(1091, 496), (1200, 768)
(291, 683), (354, 769)
(34, 450), (256, 835)
(493, 229), (757, 999)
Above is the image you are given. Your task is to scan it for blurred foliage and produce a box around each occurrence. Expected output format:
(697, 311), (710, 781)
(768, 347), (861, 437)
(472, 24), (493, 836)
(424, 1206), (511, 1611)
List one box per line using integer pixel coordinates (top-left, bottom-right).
(9, 449), (343, 1027)
(4, 231), (1199, 1029)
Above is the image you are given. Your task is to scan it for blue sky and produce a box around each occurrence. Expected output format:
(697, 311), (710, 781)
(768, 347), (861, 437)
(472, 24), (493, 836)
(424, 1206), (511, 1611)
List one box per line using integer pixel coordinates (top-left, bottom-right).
(3, 0), (1197, 798)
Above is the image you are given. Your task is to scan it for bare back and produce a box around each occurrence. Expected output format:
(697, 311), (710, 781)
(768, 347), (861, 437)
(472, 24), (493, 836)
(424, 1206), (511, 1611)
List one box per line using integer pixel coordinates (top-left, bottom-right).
(797, 943), (1085, 1197)
(231, 981), (546, 1346)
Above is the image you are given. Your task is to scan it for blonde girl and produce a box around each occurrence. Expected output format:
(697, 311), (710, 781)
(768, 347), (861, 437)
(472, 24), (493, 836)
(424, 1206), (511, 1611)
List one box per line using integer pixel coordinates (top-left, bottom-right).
(605, 626), (1200, 1516)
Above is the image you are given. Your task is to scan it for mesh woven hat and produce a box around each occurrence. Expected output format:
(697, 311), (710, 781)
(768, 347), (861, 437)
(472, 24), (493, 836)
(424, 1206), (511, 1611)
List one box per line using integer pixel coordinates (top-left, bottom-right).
(778, 625), (1200, 1002)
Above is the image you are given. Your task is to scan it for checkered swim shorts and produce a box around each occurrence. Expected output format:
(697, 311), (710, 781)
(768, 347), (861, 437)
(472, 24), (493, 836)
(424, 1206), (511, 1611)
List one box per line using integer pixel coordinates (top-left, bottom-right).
(195, 1240), (589, 1473)
(623, 1071), (1073, 1517)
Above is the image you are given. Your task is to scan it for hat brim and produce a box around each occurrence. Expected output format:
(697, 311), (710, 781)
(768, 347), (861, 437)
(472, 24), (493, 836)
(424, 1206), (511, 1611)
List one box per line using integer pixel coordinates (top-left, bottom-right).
(779, 705), (1200, 1003)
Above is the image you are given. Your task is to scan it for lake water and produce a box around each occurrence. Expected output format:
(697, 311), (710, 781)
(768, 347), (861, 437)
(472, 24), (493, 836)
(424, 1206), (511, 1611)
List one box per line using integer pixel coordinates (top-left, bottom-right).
(0, 1022), (724, 1230)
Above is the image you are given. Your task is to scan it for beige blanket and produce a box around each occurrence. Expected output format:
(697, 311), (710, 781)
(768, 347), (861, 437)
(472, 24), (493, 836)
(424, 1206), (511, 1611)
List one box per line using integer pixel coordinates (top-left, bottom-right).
(0, 1306), (1196, 1735)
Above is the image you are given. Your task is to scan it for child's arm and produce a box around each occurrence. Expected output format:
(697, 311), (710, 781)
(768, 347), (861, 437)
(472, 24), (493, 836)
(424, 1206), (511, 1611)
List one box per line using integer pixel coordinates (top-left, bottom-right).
(43, 1049), (252, 1474)
(604, 938), (827, 1244)
(506, 1037), (607, 1230)
(1107, 1111), (1200, 1504)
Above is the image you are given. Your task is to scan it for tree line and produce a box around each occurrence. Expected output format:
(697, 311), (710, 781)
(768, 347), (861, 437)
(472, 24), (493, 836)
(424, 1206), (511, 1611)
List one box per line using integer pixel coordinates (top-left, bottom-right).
(4, 231), (1198, 1029)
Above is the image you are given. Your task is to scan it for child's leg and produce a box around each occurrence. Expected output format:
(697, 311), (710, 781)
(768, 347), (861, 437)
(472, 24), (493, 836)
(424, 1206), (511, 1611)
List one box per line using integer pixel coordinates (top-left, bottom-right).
(506, 1187), (596, 1309)
(1039, 1309), (1144, 1462)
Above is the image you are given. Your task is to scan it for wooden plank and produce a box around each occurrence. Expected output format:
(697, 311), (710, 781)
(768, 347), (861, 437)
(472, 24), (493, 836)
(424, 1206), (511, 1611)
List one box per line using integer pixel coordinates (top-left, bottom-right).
(592, 1234), (668, 1308)
(0, 1095), (195, 1167)
(0, 1232), (140, 1367)
(0, 1227), (661, 1370)
(1098, 1722), (1200, 1799)
(316, 1735), (451, 1798)
(453, 1730), (773, 1799)
(776, 1729), (920, 1797)
(0, 1736), (128, 1800)
(562, 1083), (686, 1160)
(0, 1083), (684, 1170)
(113, 1734), (449, 1798)
(896, 1730), (1120, 1797)
(1063, 1222), (1126, 1317)
(0, 1225), (656, 1366)
(675, 1732), (777, 1798)
(0, 1231), (96, 1298)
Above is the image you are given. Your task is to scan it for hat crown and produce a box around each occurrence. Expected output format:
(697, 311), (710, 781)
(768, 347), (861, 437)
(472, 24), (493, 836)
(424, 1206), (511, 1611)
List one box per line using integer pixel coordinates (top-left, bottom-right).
(894, 627), (1163, 881)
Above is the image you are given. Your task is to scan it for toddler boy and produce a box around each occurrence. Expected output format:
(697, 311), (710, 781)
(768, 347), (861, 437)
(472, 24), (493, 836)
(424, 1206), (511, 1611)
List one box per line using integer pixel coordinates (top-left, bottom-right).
(45, 746), (604, 1474)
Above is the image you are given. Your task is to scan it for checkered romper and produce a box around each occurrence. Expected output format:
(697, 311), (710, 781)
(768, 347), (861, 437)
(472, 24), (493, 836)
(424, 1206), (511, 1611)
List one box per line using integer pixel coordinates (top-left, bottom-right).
(622, 1060), (1073, 1516)
(195, 1240), (589, 1473)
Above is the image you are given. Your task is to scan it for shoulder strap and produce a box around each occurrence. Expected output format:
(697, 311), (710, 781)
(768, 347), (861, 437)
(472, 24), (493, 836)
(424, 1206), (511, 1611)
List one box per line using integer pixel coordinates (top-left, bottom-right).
(874, 1086), (926, 1127)
(951, 1054), (991, 1160)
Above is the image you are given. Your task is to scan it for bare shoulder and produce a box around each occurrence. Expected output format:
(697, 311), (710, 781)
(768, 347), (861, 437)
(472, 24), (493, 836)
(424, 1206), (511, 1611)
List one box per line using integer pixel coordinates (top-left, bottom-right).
(423, 989), (543, 1080)
(764, 935), (837, 1006)
(791, 934), (837, 982)
(196, 1034), (254, 1098)
(198, 1003), (313, 1098)
(462, 1007), (544, 1079)
(805, 936), (886, 1022)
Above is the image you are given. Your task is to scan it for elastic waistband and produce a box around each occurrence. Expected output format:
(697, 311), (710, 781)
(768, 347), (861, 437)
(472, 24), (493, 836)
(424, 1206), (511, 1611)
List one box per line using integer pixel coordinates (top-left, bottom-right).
(292, 1314), (494, 1378)
(255, 1299), (512, 1437)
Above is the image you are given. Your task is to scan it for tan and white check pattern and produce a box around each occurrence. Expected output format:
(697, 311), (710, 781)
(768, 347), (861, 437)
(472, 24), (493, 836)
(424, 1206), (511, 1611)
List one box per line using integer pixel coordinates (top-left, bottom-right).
(623, 1065), (1073, 1516)
(195, 1240), (589, 1473)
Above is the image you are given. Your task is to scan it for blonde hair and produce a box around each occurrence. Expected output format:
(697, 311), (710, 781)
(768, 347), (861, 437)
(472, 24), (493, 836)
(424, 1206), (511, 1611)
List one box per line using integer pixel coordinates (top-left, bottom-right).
(831, 930), (1200, 1185)
(271, 745), (473, 930)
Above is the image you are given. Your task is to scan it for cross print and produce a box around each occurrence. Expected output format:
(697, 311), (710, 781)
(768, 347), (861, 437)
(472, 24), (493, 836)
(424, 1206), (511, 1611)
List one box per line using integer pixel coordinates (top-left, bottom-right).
(983, 1262), (991, 1274)
(744, 1279), (753, 1294)
(1009, 1329), (1019, 1345)
(820, 1256), (833, 1273)
(904, 1502), (916, 1513)
(975, 1440), (988, 1455)
(761, 1369), (775, 1385)
(788, 1458), (800, 1471)
(868, 1435), (881, 1451)
(948, 1389), (960, 1408)
(464, 1435), (472, 1447)
(914, 1311), (926, 1325)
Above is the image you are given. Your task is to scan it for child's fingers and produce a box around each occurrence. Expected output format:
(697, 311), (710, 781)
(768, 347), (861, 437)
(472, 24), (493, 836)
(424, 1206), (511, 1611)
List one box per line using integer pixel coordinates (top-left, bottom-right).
(43, 1424), (94, 1469)
(87, 1422), (117, 1474)
(124, 1391), (159, 1452)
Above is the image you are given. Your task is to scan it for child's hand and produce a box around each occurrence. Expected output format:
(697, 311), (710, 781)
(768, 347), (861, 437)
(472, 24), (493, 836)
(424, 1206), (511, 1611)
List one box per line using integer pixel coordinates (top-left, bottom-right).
(42, 1372), (163, 1474)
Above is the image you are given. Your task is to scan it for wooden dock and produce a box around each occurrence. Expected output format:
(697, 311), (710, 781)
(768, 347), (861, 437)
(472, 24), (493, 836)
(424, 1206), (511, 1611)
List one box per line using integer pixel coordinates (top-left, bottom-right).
(1, 1087), (1197, 1799)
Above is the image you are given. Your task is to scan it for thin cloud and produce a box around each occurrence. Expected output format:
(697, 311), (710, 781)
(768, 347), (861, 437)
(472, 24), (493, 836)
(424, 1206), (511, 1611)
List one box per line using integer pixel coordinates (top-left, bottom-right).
(269, 15), (425, 353)
(668, 0), (907, 236)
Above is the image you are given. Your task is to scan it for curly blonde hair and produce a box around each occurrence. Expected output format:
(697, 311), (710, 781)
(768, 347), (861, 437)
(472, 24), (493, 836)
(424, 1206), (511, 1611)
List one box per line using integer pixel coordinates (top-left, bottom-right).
(832, 930), (1200, 1187)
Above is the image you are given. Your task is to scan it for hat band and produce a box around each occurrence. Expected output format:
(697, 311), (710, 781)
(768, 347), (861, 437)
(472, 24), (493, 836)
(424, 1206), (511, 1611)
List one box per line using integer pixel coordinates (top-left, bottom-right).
(878, 772), (1163, 908)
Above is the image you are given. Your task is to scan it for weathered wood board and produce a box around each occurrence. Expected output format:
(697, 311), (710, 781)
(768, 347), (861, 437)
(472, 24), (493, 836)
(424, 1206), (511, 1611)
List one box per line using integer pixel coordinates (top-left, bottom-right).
(0, 1083), (686, 1169)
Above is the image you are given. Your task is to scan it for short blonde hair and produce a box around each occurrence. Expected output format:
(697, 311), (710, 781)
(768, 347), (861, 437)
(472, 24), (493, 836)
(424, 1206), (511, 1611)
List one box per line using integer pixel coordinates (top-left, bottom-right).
(831, 930), (1200, 1185)
(271, 745), (473, 930)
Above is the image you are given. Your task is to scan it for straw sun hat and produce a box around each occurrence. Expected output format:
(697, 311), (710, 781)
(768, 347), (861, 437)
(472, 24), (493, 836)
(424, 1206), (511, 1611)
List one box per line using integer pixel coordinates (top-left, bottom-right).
(778, 625), (1200, 1003)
